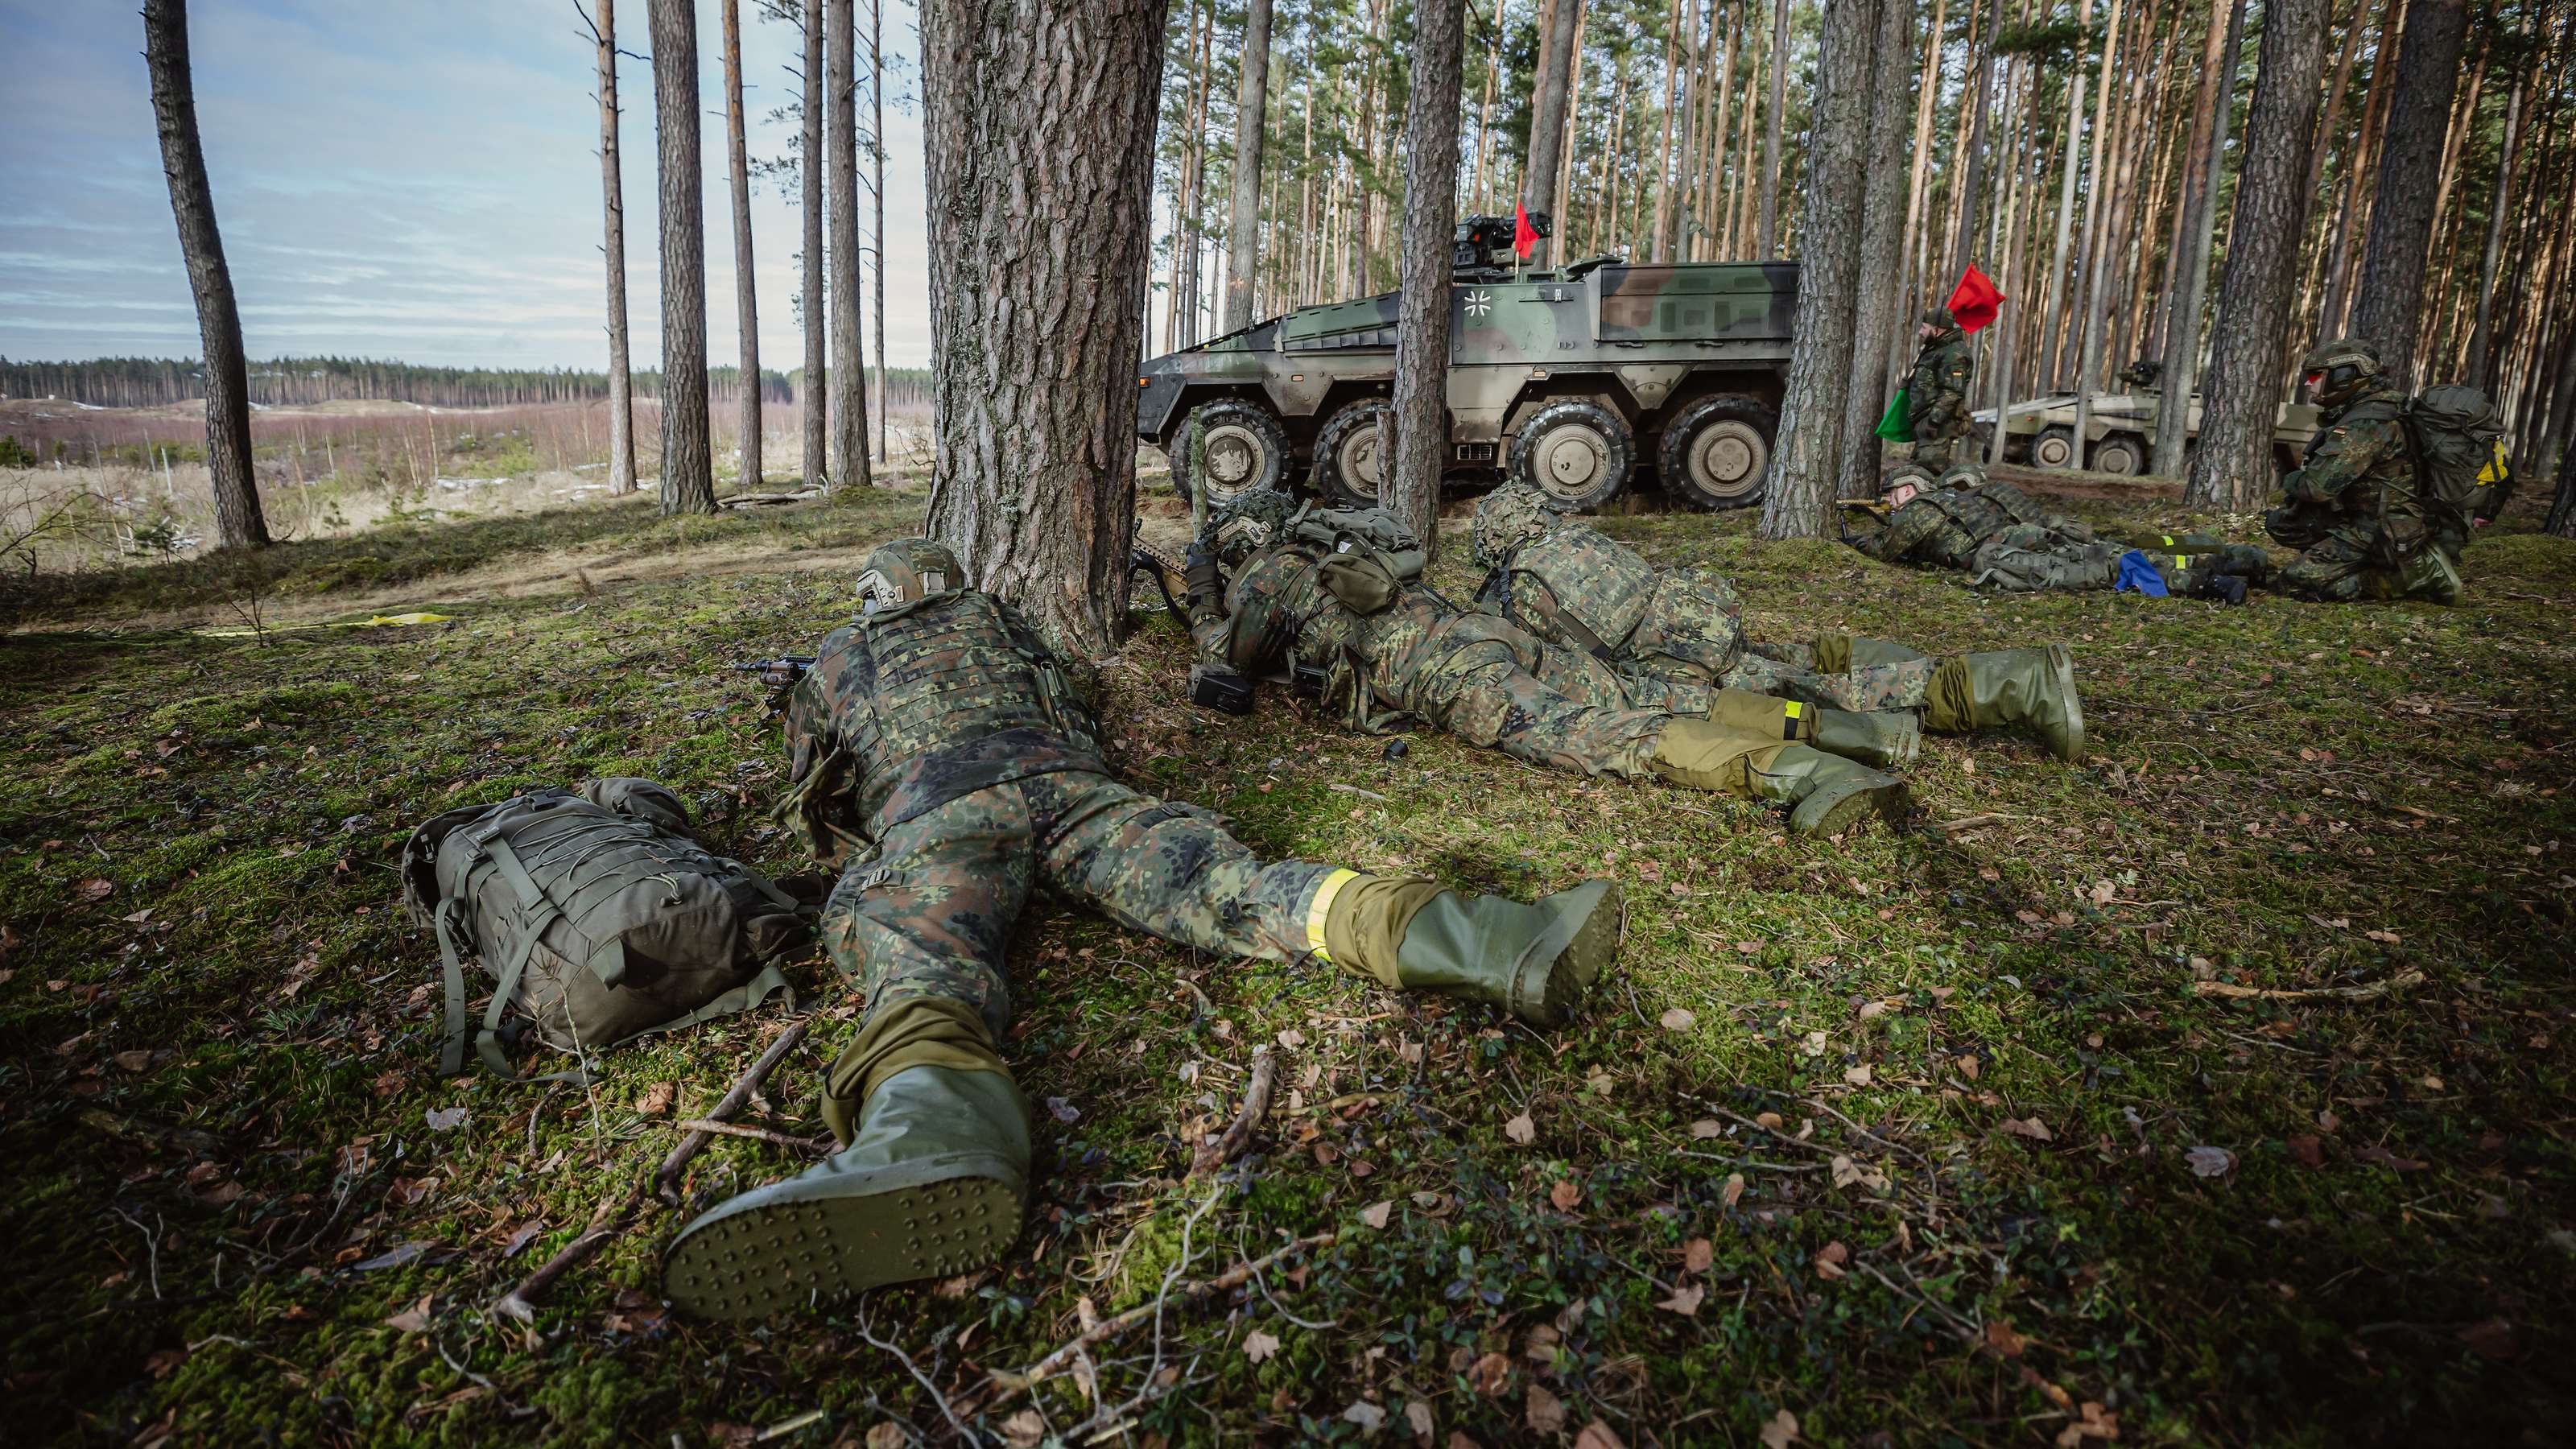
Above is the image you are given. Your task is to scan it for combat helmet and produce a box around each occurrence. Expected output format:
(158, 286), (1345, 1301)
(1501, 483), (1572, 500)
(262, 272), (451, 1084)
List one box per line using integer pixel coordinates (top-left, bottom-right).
(855, 538), (964, 613)
(1209, 484), (1298, 568)
(1471, 480), (1563, 569)
(1934, 462), (1988, 491)
(2299, 338), (2384, 409)
(1920, 306), (1957, 332)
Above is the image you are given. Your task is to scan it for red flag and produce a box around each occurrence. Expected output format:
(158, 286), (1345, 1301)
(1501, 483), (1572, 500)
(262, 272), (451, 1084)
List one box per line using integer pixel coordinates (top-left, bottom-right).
(1513, 203), (1538, 260)
(1946, 266), (2005, 335)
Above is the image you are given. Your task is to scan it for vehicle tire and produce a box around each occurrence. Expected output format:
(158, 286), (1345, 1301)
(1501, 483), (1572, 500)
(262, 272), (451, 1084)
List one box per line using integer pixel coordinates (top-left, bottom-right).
(1509, 398), (1634, 512)
(2090, 432), (2145, 476)
(1310, 398), (1391, 506)
(1657, 395), (1774, 510)
(2031, 425), (2079, 470)
(1179, 398), (1289, 508)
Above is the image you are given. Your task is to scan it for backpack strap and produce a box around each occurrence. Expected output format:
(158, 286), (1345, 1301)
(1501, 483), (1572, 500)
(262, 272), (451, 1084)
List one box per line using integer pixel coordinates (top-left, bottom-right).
(1516, 576), (1616, 661)
(436, 898), (474, 1077)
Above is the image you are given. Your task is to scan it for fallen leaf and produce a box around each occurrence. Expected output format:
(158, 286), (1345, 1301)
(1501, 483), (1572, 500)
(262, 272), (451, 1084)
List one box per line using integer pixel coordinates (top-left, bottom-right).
(1360, 1200), (1393, 1229)
(1243, 1329), (1282, 1363)
(1406, 1400), (1434, 1439)
(1689, 1118), (1722, 1138)
(865, 1425), (908, 1449)
(143, 1347), (188, 1379)
(1468, 1351), (1514, 1395)
(382, 1294), (434, 1333)
(2456, 1318), (2519, 1360)
(1504, 1112), (1537, 1146)
(1344, 1402), (1386, 1433)
(1573, 1422), (1627, 1449)
(1659, 1007), (1696, 1030)
(1814, 1241), (1851, 1281)
(1755, 1111), (1784, 1129)
(1525, 1382), (1567, 1434)
(1277, 1029), (1307, 1050)
(1830, 1155), (1889, 1193)
(1655, 1283), (1705, 1315)
(1683, 1237), (1713, 1274)
(2351, 1143), (2429, 1171)
(1720, 1173), (1746, 1208)
(78, 878), (114, 901)
(998, 1410), (1046, 1448)
(2089, 879), (2115, 906)
(2001, 1117), (2054, 1142)
(2186, 1146), (2235, 1178)
(1760, 1408), (1800, 1449)
(635, 1082), (676, 1117)
(1799, 1030), (1829, 1056)
(1957, 1055), (1982, 1080)
(1984, 1319), (2028, 1357)
(1046, 1096), (1080, 1124)
(2286, 1134), (2324, 1167)
(1549, 1179), (1583, 1211)
(122, 907), (155, 925)
(424, 1106), (469, 1133)
(502, 1220), (545, 1257)
(1857, 1000), (1891, 1021)
(1843, 1063), (1873, 1087)
(352, 1241), (438, 1272)
(113, 1049), (153, 1073)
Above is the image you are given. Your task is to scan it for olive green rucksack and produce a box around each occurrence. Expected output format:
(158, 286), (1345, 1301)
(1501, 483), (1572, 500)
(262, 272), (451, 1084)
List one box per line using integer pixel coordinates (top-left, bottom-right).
(1285, 503), (1429, 613)
(402, 778), (810, 1081)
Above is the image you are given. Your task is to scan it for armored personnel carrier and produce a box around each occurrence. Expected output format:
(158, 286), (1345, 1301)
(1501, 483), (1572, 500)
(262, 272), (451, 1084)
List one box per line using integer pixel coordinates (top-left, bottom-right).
(1972, 361), (2318, 477)
(1134, 215), (1798, 513)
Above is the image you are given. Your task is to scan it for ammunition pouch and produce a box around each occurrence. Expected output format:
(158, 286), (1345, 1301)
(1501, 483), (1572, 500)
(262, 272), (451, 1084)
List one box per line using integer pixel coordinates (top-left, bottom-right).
(1318, 551), (1402, 614)
(1189, 663), (1255, 716)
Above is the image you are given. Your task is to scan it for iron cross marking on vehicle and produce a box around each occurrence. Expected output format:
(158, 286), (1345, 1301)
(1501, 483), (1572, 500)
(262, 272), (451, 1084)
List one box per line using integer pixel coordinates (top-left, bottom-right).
(1465, 290), (1492, 318)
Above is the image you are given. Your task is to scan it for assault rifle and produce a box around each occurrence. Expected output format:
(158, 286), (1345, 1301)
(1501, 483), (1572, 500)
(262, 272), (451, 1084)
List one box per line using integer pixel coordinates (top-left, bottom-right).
(731, 655), (815, 689)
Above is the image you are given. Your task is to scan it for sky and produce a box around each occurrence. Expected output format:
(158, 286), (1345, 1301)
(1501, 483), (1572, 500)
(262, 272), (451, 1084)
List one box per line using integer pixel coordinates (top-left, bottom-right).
(0, 0), (936, 371)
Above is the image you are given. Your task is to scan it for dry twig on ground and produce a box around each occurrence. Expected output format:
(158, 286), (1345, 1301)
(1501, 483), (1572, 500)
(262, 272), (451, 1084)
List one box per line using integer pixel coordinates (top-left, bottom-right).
(1189, 1046), (1277, 1178)
(655, 1018), (811, 1204)
(997, 1230), (1338, 1393)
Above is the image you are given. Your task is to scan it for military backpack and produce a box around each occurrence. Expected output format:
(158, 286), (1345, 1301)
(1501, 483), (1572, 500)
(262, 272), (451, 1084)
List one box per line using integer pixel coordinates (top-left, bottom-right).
(402, 778), (809, 1080)
(1285, 503), (1428, 613)
(2397, 386), (2509, 526)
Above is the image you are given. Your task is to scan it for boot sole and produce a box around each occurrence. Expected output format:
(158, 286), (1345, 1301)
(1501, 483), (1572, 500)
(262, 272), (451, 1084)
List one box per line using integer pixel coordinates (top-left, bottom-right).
(1791, 777), (1909, 836)
(1513, 880), (1625, 1028)
(663, 1168), (1022, 1322)
(2046, 645), (2086, 763)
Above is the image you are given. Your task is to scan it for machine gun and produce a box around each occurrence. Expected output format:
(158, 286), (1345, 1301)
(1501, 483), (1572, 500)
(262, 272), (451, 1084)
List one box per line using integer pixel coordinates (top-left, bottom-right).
(731, 655), (815, 689)
(1452, 212), (1550, 283)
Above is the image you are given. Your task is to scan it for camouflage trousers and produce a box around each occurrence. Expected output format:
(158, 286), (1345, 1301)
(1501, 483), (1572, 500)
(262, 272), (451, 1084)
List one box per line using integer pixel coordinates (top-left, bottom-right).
(1914, 437), (1963, 471)
(2264, 504), (2456, 603)
(819, 770), (1335, 1042)
(1721, 638), (1938, 712)
(1356, 611), (1673, 781)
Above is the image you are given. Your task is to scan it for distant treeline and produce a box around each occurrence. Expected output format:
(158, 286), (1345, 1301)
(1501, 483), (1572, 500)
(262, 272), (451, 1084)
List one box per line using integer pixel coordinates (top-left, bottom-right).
(0, 356), (935, 412)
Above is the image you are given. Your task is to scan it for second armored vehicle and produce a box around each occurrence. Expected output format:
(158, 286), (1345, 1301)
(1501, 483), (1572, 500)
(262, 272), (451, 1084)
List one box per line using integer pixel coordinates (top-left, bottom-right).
(1972, 362), (2318, 477)
(1134, 215), (1798, 513)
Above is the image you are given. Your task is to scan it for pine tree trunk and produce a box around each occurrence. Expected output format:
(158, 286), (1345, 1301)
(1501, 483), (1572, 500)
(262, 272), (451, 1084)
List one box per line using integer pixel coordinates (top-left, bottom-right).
(2035, 0), (2093, 393)
(1949, 0), (2003, 277)
(143, 0), (267, 548)
(722, 0), (761, 490)
(826, 0), (872, 489)
(2349, 0), (2467, 383)
(1839, 0), (1915, 500)
(1757, 0), (1790, 257)
(651, 0), (716, 514)
(1758, 0), (1872, 539)
(2463, 76), (2522, 390)
(592, 0), (641, 495)
(871, 0), (889, 463)
(1525, 0), (1581, 265)
(1224, 0), (1272, 332)
(1550, 6), (1587, 263)
(1899, 0), (1946, 332)
(1390, 0), (1464, 555)
(1650, 0), (1682, 262)
(918, 0), (1168, 658)
(801, 0), (828, 486)
(2189, 0), (2329, 509)
(2152, 0), (2247, 478)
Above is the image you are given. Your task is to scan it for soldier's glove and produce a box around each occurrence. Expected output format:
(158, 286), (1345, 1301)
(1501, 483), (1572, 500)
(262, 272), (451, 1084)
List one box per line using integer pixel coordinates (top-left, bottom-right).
(1188, 663), (1254, 716)
(2277, 468), (2314, 503)
(1183, 542), (1224, 613)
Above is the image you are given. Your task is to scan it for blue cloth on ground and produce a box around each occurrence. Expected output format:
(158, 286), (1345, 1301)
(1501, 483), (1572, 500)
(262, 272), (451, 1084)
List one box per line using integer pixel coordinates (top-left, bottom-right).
(2114, 550), (2169, 597)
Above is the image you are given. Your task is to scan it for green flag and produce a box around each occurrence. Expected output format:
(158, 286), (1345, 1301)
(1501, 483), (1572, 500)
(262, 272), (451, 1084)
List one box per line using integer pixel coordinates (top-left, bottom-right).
(1874, 390), (1914, 443)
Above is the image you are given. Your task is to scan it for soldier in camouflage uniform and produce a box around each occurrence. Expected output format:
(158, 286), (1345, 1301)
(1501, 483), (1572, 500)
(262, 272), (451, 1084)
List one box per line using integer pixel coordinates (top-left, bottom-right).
(1184, 504), (1912, 835)
(665, 540), (1623, 1321)
(2265, 338), (2463, 603)
(1909, 308), (1976, 471)
(1469, 481), (2091, 761)
(1846, 469), (2271, 601)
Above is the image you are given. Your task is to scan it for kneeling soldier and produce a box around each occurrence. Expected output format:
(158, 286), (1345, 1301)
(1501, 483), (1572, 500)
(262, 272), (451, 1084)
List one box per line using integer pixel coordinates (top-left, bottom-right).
(663, 540), (1623, 1320)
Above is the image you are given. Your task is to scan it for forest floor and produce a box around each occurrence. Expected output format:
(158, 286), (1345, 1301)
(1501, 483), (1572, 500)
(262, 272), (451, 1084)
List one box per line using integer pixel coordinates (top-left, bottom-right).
(2, 481), (2570, 1447)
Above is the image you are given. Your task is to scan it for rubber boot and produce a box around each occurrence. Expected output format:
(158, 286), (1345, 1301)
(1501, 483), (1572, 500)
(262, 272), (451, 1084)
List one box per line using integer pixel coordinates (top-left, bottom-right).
(1810, 634), (1930, 675)
(1322, 876), (1623, 1029)
(1811, 708), (1921, 770)
(1749, 744), (1912, 836)
(663, 1063), (1029, 1321)
(1924, 646), (2087, 763)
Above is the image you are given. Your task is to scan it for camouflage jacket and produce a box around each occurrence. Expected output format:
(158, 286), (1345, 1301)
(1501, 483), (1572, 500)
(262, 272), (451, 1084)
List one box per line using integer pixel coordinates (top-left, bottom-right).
(782, 590), (1104, 863)
(2285, 384), (2422, 528)
(1472, 522), (1745, 683)
(1849, 480), (2058, 568)
(1908, 329), (1974, 440)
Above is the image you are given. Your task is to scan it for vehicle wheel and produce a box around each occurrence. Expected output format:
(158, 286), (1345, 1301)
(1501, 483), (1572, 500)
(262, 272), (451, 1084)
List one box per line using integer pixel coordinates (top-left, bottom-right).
(2032, 425), (2079, 470)
(2090, 432), (2145, 476)
(1179, 399), (1289, 508)
(1310, 398), (1391, 506)
(1509, 398), (1634, 512)
(1657, 395), (1774, 510)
